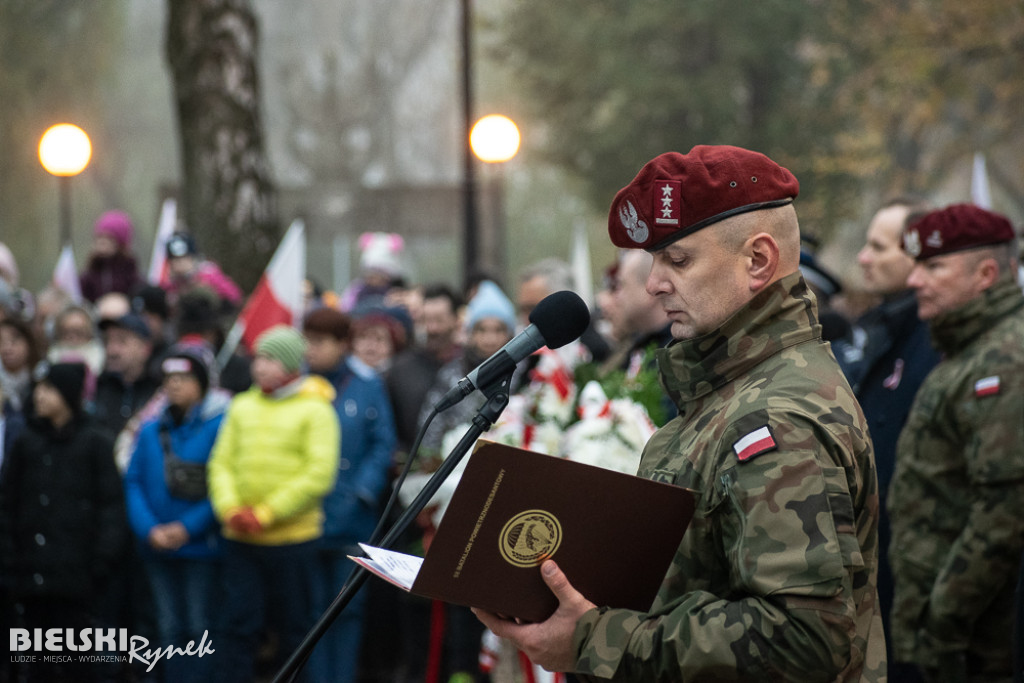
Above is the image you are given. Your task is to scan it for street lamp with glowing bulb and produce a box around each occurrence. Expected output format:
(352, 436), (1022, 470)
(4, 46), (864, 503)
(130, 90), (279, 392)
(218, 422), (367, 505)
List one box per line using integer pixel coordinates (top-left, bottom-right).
(38, 123), (92, 247)
(469, 114), (520, 282)
(470, 115), (520, 164)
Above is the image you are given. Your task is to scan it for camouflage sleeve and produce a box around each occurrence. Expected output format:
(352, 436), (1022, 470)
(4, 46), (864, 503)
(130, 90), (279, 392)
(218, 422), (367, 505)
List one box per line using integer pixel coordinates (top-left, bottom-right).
(923, 373), (1024, 645)
(572, 419), (866, 681)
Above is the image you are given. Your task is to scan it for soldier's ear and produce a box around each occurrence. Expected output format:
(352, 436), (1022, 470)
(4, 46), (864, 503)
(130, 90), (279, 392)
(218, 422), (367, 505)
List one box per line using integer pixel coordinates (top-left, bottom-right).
(975, 256), (1001, 291)
(746, 233), (780, 293)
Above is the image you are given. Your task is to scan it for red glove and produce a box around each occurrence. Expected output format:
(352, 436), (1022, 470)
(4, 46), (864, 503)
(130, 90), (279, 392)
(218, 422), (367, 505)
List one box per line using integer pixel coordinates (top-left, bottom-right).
(226, 507), (263, 535)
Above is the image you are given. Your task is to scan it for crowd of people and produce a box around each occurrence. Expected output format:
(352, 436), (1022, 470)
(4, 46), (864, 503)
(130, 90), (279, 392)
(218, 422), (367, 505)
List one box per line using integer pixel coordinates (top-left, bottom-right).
(1, 143), (1024, 683)
(0, 213), (636, 683)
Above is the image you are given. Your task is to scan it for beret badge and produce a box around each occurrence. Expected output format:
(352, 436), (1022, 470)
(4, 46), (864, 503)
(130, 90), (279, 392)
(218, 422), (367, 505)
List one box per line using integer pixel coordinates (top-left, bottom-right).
(903, 229), (922, 258)
(618, 200), (650, 244)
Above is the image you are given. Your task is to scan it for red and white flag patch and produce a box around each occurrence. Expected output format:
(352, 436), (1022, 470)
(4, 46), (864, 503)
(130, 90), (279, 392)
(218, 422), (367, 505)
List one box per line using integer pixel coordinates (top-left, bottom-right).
(733, 425), (777, 462)
(974, 376), (1000, 397)
(654, 179), (681, 226)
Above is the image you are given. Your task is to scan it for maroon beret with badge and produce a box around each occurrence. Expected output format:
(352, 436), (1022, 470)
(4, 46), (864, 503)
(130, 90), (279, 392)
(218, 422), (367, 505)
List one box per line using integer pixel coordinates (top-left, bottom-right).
(902, 203), (1016, 261)
(608, 145), (800, 250)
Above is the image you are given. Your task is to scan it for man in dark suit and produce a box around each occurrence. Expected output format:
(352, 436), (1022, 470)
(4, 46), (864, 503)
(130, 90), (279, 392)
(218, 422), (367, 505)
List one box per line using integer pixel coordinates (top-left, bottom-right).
(832, 198), (941, 682)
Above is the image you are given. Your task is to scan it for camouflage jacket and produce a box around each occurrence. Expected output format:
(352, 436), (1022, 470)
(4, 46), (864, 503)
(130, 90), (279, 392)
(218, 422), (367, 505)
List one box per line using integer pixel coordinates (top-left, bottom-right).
(572, 273), (885, 682)
(888, 276), (1024, 674)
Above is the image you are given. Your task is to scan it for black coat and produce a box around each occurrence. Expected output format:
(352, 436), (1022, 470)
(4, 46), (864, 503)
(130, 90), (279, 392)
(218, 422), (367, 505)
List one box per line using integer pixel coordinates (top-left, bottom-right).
(386, 346), (447, 453)
(91, 370), (161, 439)
(834, 292), (941, 500)
(0, 414), (126, 602)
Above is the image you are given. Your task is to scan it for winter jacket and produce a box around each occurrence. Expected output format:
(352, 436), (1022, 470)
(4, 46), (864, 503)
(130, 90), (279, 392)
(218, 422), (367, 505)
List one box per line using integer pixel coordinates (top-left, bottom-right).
(161, 260), (242, 308)
(207, 376), (340, 545)
(0, 402), (24, 474)
(0, 414), (126, 602)
(313, 356), (397, 544)
(80, 251), (143, 303)
(573, 273), (884, 682)
(889, 276), (1024, 677)
(386, 345), (454, 454)
(91, 369), (162, 440)
(419, 350), (525, 457)
(124, 390), (232, 559)
(833, 291), (940, 502)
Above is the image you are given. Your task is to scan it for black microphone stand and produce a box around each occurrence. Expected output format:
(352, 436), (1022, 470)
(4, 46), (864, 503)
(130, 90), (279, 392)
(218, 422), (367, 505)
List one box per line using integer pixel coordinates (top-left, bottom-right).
(271, 373), (514, 683)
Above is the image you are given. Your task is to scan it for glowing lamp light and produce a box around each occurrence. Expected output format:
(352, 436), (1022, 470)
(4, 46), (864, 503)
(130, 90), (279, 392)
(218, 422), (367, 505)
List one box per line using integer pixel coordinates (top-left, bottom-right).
(39, 123), (92, 177)
(470, 114), (520, 163)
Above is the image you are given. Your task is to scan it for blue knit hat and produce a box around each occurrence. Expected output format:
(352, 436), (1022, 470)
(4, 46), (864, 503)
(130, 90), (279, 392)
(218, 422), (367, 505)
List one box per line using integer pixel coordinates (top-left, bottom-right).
(465, 280), (516, 333)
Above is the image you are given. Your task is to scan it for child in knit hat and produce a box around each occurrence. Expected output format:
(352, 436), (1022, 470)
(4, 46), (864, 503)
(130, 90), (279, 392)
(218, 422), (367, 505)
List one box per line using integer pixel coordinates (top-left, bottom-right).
(79, 210), (143, 304)
(206, 324), (340, 681)
(123, 342), (229, 682)
(250, 324), (307, 393)
(338, 231), (407, 311)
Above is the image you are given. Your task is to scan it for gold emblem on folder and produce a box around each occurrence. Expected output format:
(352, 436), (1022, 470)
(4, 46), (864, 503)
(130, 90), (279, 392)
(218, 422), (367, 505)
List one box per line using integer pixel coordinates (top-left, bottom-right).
(499, 509), (562, 567)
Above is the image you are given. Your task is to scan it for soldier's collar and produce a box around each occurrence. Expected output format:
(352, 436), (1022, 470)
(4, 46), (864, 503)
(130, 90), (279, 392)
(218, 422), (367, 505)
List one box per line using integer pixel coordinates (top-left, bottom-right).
(928, 276), (1024, 354)
(657, 272), (820, 405)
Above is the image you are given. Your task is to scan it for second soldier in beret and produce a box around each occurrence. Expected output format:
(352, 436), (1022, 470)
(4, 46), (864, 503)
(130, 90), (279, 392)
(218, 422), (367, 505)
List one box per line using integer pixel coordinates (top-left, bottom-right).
(889, 203), (1024, 682)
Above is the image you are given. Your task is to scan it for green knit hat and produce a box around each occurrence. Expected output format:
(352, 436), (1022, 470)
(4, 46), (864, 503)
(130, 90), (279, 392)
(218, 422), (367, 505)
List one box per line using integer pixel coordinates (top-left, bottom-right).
(255, 325), (307, 373)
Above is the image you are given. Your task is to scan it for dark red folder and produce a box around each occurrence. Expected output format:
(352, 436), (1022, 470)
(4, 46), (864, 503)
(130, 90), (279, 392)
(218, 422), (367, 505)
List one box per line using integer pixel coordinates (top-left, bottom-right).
(354, 441), (695, 623)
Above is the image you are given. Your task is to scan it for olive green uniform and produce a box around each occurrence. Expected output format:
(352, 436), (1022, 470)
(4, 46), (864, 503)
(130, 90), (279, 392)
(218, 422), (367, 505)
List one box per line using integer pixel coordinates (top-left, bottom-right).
(889, 276), (1024, 680)
(572, 273), (885, 682)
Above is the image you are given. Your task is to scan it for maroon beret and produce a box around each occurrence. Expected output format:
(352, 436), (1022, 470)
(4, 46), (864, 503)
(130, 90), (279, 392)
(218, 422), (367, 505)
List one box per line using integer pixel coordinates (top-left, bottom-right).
(902, 203), (1015, 261)
(608, 145), (800, 250)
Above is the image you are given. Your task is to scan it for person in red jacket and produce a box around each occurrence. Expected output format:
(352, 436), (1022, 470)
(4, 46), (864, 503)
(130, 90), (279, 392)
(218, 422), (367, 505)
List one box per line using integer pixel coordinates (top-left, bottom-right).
(160, 232), (242, 312)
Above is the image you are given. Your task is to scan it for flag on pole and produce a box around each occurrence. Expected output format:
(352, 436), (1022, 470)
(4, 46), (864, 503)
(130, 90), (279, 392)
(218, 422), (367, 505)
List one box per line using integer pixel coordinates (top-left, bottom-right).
(148, 198), (177, 285)
(570, 219), (594, 308)
(52, 244), (82, 304)
(218, 220), (306, 368)
(971, 152), (993, 209)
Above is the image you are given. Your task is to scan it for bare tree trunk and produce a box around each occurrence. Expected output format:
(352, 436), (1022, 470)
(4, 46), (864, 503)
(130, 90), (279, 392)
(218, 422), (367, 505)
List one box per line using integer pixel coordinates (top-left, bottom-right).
(165, 0), (279, 293)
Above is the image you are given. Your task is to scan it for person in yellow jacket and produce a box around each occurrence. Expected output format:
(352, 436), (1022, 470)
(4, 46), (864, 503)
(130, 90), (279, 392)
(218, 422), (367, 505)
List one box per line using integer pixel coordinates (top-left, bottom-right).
(207, 325), (340, 683)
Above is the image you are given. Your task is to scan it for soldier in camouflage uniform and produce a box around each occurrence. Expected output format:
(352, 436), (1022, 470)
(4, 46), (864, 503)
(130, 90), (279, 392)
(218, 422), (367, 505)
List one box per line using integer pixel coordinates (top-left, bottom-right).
(888, 203), (1024, 682)
(476, 146), (886, 682)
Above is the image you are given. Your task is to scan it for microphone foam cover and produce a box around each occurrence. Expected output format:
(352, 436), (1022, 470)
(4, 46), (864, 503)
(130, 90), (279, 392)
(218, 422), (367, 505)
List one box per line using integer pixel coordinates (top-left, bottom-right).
(529, 290), (591, 349)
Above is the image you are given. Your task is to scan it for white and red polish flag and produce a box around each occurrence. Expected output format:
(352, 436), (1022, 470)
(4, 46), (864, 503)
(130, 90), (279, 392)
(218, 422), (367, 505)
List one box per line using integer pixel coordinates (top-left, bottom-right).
(971, 152), (993, 210)
(733, 425), (777, 462)
(217, 220), (306, 368)
(52, 243), (82, 304)
(147, 197), (178, 285)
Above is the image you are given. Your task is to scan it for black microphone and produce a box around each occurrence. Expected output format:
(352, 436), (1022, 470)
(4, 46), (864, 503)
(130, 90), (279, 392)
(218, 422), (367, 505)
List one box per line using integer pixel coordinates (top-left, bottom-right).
(435, 290), (591, 411)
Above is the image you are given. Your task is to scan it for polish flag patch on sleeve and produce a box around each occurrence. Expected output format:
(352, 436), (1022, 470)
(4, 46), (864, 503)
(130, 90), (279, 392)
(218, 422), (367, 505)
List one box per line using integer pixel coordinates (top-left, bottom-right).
(733, 425), (777, 463)
(974, 376), (1000, 397)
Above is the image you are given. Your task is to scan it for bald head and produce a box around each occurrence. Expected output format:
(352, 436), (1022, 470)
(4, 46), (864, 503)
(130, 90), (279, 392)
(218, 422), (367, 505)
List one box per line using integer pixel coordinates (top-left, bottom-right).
(712, 204), (801, 284)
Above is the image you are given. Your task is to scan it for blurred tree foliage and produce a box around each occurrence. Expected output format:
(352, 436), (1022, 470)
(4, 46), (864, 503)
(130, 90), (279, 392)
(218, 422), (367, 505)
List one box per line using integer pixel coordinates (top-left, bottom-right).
(493, 0), (1024, 236)
(817, 0), (1024, 212)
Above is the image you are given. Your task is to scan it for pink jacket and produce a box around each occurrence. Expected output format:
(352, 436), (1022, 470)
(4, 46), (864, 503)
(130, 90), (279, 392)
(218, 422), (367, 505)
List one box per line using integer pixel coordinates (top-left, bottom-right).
(162, 260), (242, 306)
